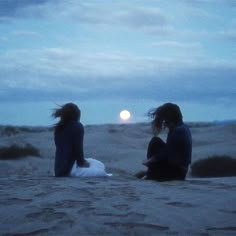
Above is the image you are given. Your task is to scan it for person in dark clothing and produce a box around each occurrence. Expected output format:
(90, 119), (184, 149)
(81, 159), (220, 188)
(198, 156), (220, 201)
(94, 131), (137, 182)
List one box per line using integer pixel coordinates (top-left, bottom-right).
(52, 103), (89, 177)
(141, 103), (192, 181)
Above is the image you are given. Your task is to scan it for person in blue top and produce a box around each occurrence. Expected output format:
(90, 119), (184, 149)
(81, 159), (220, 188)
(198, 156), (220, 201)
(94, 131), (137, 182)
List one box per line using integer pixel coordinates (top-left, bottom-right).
(141, 103), (192, 181)
(52, 103), (89, 177)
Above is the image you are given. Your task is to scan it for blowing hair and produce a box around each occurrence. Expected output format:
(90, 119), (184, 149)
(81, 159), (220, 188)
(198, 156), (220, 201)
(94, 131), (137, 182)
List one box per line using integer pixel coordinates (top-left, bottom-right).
(52, 103), (81, 133)
(148, 103), (183, 134)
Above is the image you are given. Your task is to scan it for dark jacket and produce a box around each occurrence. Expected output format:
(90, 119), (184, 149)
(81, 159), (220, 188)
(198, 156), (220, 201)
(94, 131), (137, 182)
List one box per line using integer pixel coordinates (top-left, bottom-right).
(154, 122), (192, 170)
(166, 122), (192, 169)
(54, 121), (85, 177)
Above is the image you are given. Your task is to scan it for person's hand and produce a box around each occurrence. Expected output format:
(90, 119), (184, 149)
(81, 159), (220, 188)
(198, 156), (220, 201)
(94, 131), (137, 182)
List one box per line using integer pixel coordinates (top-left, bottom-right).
(82, 160), (90, 168)
(142, 160), (147, 166)
(142, 159), (151, 167)
(78, 160), (90, 168)
(142, 156), (156, 167)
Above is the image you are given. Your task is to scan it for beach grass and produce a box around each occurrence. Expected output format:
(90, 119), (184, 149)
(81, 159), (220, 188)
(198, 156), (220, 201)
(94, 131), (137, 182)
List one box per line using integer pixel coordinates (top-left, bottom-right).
(0, 144), (41, 160)
(191, 155), (236, 177)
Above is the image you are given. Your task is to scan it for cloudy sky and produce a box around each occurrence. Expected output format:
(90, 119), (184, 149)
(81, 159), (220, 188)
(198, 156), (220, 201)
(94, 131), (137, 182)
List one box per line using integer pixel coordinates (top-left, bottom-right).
(0, 0), (236, 124)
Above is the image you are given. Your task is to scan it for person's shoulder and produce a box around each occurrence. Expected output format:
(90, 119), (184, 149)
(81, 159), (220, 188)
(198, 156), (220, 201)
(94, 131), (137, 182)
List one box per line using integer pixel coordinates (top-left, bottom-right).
(175, 122), (190, 133)
(71, 121), (84, 132)
(71, 121), (84, 131)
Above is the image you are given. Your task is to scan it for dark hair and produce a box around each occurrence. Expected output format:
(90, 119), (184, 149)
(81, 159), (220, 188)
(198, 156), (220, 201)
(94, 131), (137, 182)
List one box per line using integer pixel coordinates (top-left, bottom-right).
(148, 103), (183, 134)
(52, 103), (81, 132)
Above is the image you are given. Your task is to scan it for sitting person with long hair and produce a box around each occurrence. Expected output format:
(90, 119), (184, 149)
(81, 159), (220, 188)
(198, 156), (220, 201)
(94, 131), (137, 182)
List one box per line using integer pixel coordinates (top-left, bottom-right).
(52, 103), (111, 177)
(140, 103), (192, 181)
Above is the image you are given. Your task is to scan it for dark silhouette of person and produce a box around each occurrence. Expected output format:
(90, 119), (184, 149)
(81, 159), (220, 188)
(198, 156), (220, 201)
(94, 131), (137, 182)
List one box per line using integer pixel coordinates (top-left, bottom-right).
(52, 103), (89, 177)
(142, 103), (192, 181)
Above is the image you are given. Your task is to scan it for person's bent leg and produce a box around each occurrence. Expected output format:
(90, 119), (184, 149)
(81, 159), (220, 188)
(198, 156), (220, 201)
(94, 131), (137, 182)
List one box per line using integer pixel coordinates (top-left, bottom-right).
(135, 170), (147, 179)
(146, 160), (168, 180)
(147, 137), (166, 159)
(157, 163), (187, 181)
(146, 137), (167, 179)
(146, 160), (187, 181)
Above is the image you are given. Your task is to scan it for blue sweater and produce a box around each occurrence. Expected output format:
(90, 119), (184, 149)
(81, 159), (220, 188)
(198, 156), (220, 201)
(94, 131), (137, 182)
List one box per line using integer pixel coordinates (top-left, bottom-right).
(54, 121), (85, 177)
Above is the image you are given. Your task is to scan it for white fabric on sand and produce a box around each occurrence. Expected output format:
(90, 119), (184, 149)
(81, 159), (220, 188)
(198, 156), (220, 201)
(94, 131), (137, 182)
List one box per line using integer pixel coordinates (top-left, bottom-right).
(70, 158), (112, 177)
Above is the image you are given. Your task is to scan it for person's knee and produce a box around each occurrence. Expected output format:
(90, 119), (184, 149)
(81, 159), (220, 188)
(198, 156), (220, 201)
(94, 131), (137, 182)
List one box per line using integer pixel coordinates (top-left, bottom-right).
(149, 136), (164, 145)
(150, 136), (162, 141)
(149, 137), (166, 149)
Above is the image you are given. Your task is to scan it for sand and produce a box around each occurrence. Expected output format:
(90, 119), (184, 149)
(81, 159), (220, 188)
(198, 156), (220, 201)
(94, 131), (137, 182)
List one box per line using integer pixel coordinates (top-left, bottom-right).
(0, 122), (236, 235)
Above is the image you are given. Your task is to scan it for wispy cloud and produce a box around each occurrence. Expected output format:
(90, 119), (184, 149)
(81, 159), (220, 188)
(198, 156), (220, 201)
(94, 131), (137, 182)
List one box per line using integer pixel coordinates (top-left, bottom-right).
(0, 0), (235, 111)
(0, 0), (51, 18)
(181, 0), (236, 7)
(0, 1), (170, 30)
(0, 45), (235, 103)
(220, 29), (236, 42)
(151, 41), (202, 50)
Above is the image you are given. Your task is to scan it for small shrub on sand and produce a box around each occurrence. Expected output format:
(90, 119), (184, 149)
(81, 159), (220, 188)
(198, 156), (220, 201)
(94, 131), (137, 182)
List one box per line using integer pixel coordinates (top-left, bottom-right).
(191, 155), (236, 177)
(108, 128), (118, 133)
(0, 144), (40, 160)
(0, 125), (50, 136)
(0, 126), (20, 136)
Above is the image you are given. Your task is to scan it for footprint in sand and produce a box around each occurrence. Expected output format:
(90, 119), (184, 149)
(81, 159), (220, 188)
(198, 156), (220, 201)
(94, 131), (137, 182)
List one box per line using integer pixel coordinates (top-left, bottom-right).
(155, 196), (170, 201)
(44, 200), (92, 209)
(112, 204), (130, 211)
(95, 212), (146, 221)
(6, 228), (50, 236)
(105, 222), (170, 232)
(206, 226), (236, 232)
(26, 208), (67, 222)
(166, 201), (195, 208)
(0, 197), (32, 205)
(219, 209), (236, 215)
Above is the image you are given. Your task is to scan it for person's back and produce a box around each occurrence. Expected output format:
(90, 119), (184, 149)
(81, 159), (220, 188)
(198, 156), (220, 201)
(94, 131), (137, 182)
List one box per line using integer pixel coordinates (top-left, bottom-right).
(52, 103), (87, 177)
(167, 122), (192, 170)
(54, 120), (84, 177)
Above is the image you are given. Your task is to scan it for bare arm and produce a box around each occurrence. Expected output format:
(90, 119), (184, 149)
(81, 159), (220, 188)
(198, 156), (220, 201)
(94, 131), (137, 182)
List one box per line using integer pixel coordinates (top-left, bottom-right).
(73, 123), (90, 168)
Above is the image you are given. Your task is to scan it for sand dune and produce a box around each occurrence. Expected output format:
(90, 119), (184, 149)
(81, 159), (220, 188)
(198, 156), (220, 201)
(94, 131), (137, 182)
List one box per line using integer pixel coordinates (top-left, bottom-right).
(0, 122), (236, 235)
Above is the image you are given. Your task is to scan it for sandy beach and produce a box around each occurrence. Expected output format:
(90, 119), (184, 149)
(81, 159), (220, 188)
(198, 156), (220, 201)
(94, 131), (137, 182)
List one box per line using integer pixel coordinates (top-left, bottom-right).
(0, 121), (236, 236)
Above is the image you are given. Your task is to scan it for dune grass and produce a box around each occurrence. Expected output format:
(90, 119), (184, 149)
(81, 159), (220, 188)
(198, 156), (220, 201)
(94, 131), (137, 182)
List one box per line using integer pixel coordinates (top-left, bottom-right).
(0, 125), (51, 136)
(191, 155), (236, 177)
(0, 144), (40, 160)
(0, 126), (20, 136)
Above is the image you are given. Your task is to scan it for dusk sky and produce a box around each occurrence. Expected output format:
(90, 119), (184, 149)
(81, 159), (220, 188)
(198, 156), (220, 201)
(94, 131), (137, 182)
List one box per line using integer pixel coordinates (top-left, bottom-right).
(0, 0), (236, 125)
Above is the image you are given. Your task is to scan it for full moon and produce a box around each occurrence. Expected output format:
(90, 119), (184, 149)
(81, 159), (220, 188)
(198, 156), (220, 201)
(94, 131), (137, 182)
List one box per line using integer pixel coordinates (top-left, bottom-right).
(120, 110), (131, 121)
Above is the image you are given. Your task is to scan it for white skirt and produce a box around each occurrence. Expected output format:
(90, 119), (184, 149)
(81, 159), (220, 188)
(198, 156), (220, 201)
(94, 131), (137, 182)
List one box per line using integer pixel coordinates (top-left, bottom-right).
(70, 158), (112, 177)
